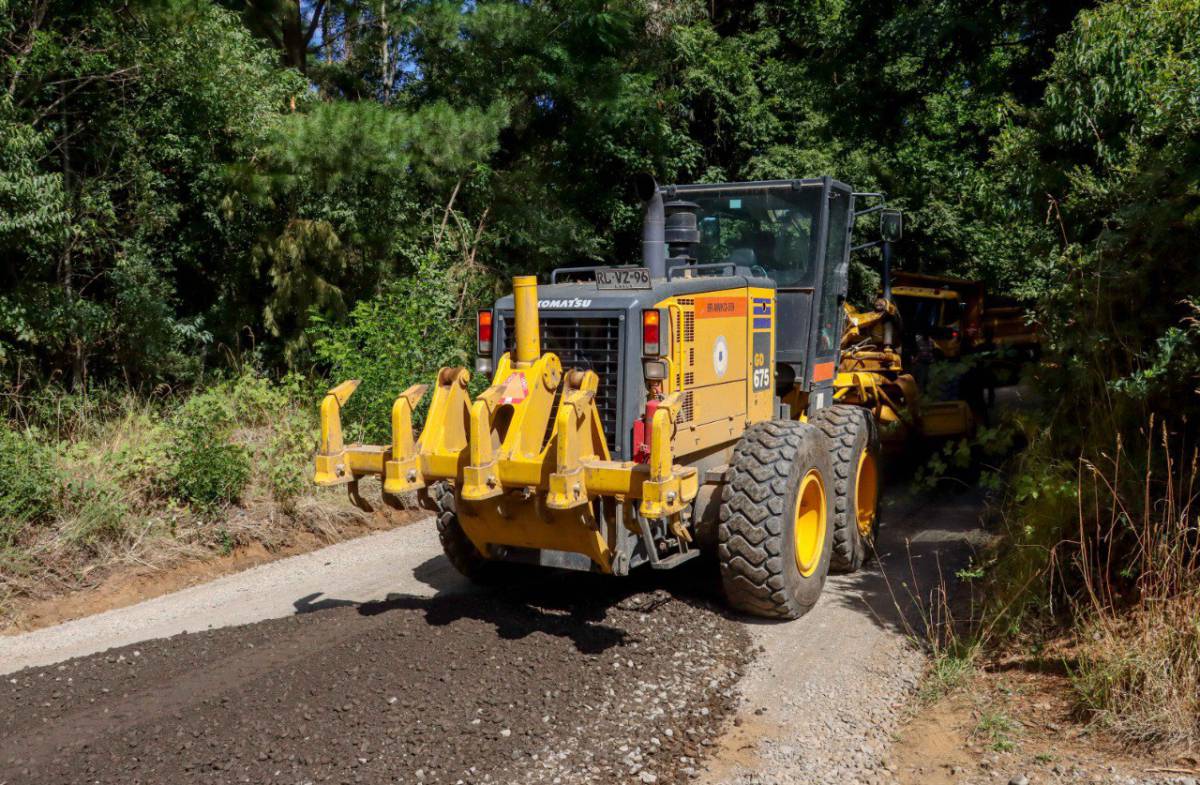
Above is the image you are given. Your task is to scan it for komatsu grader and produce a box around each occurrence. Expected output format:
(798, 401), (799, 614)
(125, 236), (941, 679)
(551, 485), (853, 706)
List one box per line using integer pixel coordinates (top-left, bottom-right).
(314, 177), (971, 619)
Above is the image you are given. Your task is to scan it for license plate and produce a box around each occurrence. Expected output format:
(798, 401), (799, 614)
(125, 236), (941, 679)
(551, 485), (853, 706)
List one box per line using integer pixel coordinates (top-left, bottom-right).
(596, 267), (652, 290)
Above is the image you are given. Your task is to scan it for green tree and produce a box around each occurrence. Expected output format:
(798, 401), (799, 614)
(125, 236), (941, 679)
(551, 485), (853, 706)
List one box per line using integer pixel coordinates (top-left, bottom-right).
(0, 0), (299, 387)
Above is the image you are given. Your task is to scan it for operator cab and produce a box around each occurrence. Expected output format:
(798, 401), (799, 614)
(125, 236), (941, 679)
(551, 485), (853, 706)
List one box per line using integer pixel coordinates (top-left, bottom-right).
(662, 180), (854, 400)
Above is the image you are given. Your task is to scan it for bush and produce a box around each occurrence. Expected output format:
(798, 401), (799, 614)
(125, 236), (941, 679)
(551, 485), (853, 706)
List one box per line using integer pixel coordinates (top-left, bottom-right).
(227, 369), (309, 428)
(308, 254), (478, 443)
(267, 411), (316, 509)
(167, 391), (251, 510)
(0, 427), (60, 543)
(107, 412), (173, 502)
(171, 440), (252, 510)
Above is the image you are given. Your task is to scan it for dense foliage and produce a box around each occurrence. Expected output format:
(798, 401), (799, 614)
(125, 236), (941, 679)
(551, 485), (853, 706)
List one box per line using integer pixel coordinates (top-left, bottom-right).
(4, 0), (1108, 391)
(2, 0), (1199, 735)
(983, 0), (1200, 607)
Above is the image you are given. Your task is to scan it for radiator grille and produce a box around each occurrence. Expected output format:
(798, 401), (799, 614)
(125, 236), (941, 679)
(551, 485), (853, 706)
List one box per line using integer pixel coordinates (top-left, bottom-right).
(501, 315), (622, 451)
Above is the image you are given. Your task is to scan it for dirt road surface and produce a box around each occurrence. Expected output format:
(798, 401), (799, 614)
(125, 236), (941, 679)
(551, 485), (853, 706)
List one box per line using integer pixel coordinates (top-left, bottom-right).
(0, 486), (985, 784)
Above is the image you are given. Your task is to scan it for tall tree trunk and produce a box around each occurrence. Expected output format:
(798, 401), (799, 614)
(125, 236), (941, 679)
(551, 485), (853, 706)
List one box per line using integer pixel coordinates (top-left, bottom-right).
(322, 0), (333, 63)
(282, 0), (306, 73)
(344, 2), (358, 62)
(380, 0), (390, 101)
(59, 92), (85, 390)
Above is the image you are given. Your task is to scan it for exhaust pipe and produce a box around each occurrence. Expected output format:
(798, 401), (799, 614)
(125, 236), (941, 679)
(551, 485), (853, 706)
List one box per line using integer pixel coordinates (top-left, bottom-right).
(512, 275), (542, 365)
(636, 174), (666, 279)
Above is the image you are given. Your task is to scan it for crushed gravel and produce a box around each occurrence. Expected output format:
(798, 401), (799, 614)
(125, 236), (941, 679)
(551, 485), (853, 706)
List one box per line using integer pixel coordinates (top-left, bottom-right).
(701, 490), (983, 785)
(0, 583), (750, 785)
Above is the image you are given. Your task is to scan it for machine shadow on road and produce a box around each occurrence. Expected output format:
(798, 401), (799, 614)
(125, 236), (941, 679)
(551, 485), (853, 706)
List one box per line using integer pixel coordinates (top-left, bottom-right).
(290, 553), (733, 655)
(290, 484), (987, 653)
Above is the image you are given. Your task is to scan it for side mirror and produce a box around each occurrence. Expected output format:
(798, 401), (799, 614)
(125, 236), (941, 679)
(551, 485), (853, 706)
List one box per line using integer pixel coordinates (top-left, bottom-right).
(880, 209), (903, 242)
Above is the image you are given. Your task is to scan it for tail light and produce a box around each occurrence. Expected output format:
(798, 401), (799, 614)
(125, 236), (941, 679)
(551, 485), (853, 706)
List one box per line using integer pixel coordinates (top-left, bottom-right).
(477, 309), (493, 354)
(642, 310), (661, 356)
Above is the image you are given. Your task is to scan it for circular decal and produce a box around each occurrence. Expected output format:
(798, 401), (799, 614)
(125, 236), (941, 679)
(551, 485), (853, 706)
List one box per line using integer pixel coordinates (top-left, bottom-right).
(712, 336), (729, 378)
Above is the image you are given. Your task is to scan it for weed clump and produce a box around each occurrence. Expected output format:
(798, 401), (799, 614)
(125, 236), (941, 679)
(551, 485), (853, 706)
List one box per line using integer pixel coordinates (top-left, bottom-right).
(1074, 596), (1200, 748)
(1067, 426), (1200, 748)
(0, 426), (59, 542)
(982, 420), (1200, 750)
(168, 393), (251, 510)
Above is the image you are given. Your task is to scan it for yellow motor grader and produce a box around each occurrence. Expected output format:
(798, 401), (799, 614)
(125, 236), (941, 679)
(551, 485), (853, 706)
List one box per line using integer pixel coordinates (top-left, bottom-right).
(313, 177), (971, 619)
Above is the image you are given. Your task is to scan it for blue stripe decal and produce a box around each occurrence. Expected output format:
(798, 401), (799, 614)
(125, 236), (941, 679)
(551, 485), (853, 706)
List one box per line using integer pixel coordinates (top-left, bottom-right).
(753, 317), (772, 329)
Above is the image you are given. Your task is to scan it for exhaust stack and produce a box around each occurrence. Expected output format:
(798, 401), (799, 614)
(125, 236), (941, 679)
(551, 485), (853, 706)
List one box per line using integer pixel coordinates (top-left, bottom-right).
(637, 175), (666, 279)
(512, 275), (542, 365)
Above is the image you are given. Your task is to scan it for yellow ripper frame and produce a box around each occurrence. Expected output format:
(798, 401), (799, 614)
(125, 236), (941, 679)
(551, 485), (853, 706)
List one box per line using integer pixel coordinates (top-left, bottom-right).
(313, 276), (698, 572)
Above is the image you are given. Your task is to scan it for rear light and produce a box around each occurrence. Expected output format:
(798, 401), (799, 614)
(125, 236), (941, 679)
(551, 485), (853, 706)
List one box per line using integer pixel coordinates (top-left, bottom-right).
(477, 309), (493, 354)
(642, 310), (661, 356)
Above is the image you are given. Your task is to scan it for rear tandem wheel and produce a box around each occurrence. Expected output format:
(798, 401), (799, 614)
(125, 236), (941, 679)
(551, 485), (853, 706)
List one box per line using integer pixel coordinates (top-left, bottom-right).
(810, 404), (881, 572)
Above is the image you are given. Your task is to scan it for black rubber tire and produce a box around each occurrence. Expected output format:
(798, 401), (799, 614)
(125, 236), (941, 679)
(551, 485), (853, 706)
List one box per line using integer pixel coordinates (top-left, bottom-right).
(431, 482), (502, 584)
(810, 405), (881, 573)
(717, 420), (835, 620)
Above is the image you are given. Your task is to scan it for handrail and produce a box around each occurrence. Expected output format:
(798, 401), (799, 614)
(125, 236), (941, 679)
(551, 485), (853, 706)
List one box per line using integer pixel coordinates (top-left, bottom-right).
(666, 262), (738, 281)
(550, 266), (601, 283)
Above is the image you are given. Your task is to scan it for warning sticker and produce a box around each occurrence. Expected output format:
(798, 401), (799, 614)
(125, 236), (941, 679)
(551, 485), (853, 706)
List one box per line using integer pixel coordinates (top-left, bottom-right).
(497, 372), (529, 405)
(695, 297), (747, 319)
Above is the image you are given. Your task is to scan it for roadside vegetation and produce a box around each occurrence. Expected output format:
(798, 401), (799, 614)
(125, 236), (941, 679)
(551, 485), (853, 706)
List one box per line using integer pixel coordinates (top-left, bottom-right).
(0, 371), (371, 615)
(935, 0), (1200, 752)
(1, 0), (1198, 753)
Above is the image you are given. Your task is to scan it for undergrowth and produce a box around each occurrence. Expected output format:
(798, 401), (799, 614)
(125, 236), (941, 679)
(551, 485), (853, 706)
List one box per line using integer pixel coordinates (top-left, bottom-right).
(891, 385), (1199, 756)
(1066, 426), (1200, 749)
(0, 370), (368, 620)
(967, 417), (1199, 751)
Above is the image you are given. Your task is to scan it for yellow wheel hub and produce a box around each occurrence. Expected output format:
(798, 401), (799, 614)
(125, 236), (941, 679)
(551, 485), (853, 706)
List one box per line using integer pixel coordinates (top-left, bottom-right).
(855, 450), (879, 537)
(792, 469), (827, 577)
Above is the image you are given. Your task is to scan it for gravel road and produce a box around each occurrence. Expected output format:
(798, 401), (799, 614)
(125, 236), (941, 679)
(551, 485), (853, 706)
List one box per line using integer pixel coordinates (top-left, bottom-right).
(0, 484), (986, 785)
(705, 490), (987, 785)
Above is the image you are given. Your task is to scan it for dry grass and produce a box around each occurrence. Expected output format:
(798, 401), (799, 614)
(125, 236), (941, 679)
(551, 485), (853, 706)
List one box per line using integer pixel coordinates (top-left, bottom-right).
(1068, 421), (1200, 749)
(896, 412), (1200, 753)
(0, 465), (363, 610)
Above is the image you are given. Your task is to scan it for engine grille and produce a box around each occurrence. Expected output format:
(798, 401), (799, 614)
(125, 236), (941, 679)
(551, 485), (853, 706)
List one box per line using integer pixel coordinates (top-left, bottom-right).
(501, 315), (623, 452)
